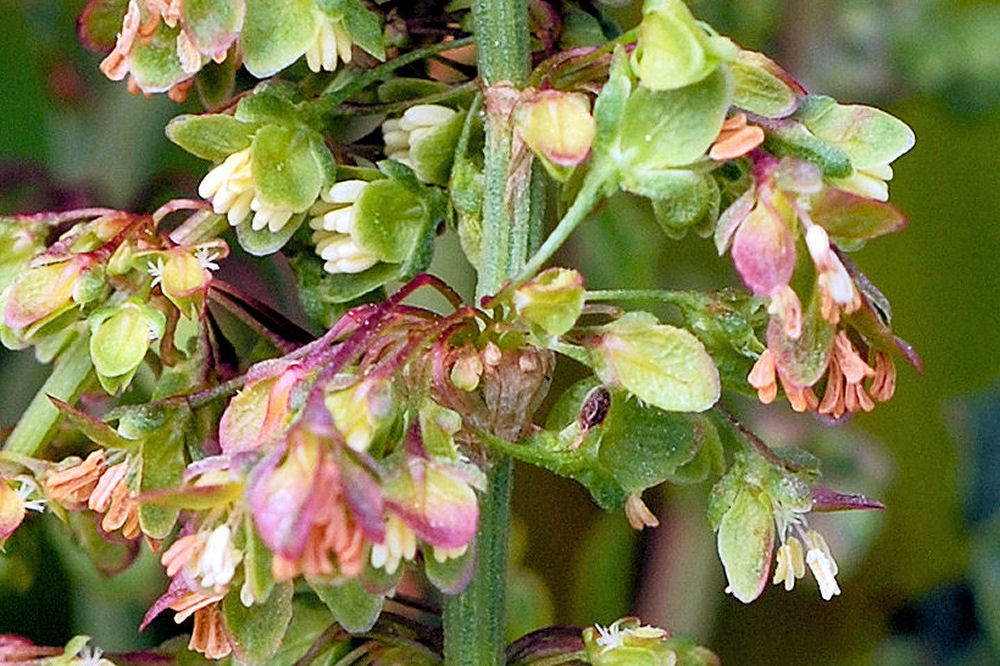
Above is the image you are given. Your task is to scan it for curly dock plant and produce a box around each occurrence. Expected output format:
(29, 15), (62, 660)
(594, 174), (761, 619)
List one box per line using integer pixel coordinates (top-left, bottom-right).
(0, 0), (916, 663)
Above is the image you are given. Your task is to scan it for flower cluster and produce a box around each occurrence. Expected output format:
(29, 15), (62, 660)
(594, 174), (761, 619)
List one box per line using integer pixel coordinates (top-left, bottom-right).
(0, 208), (226, 393)
(89, 0), (373, 99)
(716, 152), (913, 420)
(127, 277), (558, 658)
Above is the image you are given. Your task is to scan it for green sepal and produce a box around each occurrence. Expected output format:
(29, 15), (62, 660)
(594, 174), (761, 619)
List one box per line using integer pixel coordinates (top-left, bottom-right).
(136, 408), (189, 538)
(166, 114), (256, 162)
(797, 95), (915, 171)
(731, 50), (799, 118)
(59, 509), (137, 576)
(236, 83), (305, 126)
(195, 52), (239, 109)
(664, 420), (723, 485)
(341, 0), (386, 60)
(182, 0), (244, 56)
(513, 267), (585, 337)
(409, 111), (466, 186)
(651, 172), (720, 239)
(424, 540), (476, 595)
(591, 47), (632, 164)
(222, 580), (294, 664)
(617, 66), (733, 171)
(353, 179), (430, 262)
(128, 24), (191, 93)
(241, 0), (317, 78)
(671, 290), (766, 395)
(47, 397), (136, 452)
(716, 486), (774, 603)
(808, 187), (907, 248)
(632, 0), (737, 91)
(251, 125), (324, 211)
(765, 285), (835, 388)
(307, 576), (384, 633)
(88, 303), (165, 394)
(235, 212), (306, 256)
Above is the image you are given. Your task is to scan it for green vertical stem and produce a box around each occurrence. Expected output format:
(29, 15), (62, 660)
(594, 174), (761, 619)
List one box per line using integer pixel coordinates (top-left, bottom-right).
(442, 458), (514, 665)
(443, 0), (531, 663)
(3, 333), (93, 456)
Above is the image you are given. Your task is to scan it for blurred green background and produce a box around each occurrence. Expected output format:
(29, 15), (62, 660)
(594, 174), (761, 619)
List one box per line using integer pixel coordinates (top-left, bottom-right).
(2, 0), (999, 663)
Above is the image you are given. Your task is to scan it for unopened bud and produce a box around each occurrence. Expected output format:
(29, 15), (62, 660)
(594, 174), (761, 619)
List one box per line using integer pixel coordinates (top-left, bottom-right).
(515, 91), (595, 175)
(512, 267), (584, 336)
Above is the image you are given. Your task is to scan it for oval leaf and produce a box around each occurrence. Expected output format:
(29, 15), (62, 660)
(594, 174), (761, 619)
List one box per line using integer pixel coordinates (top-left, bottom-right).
(589, 312), (721, 412)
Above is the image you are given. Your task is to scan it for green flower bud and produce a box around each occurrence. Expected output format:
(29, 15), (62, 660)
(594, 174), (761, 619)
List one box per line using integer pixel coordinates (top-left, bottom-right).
(583, 617), (674, 665)
(513, 267), (585, 336)
(515, 91), (595, 181)
(632, 0), (737, 91)
(88, 302), (166, 394)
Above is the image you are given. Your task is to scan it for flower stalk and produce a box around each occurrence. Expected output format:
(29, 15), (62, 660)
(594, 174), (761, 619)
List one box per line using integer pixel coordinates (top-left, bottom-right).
(442, 0), (531, 663)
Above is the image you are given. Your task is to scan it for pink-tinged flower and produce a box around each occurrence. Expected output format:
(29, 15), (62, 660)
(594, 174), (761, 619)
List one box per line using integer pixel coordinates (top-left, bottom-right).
(514, 91), (596, 173)
(730, 190), (796, 301)
(247, 398), (383, 581)
(98, 0), (240, 99)
(0, 480), (26, 547)
(379, 425), (484, 564)
(2, 256), (90, 332)
(219, 363), (309, 454)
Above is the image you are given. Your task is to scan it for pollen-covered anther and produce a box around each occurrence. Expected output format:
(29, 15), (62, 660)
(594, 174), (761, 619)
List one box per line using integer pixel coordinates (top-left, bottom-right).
(304, 18), (354, 73)
(198, 148), (255, 226)
(819, 331), (875, 418)
(710, 113), (765, 161)
(382, 104), (458, 173)
(370, 514), (417, 575)
(625, 493), (660, 530)
(309, 180), (380, 274)
(160, 534), (204, 578)
(748, 349), (778, 404)
(772, 536), (805, 591)
(88, 462), (141, 539)
(44, 450), (108, 508)
(803, 529), (840, 600)
(869, 350), (897, 402)
(779, 375), (819, 413)
(805, 225), (859, 323)
(98, 0), (141, 81)
(189, 604), (232, 660)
